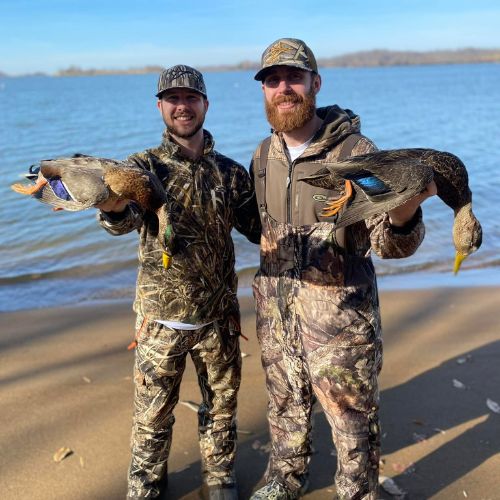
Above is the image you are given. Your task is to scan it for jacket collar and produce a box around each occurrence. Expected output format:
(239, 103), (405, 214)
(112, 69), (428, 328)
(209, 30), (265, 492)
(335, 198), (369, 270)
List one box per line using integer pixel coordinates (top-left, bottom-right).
(160, 129), (215, 159)
(272, 105), (361, 159)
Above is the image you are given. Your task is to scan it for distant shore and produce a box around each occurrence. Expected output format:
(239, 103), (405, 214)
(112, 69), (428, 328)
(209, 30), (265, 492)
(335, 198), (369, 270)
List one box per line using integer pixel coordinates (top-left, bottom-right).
(2, 48), (499, 78)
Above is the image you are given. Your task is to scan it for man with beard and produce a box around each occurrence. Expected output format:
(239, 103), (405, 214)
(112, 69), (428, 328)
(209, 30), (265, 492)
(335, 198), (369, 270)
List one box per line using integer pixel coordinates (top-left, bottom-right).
(249, 39), (436, 499)
(97, 65), (261, 500)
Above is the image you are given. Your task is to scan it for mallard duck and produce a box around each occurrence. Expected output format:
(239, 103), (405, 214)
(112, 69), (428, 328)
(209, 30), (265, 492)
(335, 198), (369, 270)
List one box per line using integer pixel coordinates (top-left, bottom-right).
(300, 148), (482, 274)
(11, 155), (175, 268)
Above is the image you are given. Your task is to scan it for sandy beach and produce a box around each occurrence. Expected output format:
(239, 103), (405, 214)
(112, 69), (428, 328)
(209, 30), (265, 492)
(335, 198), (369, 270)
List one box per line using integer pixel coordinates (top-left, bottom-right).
(1, 285), (499, 499)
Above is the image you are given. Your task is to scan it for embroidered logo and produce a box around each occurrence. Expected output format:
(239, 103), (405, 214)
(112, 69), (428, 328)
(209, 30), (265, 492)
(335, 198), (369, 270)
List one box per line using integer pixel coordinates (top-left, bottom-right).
(313, 194), (327, 202)
(265, 41), (292, 65)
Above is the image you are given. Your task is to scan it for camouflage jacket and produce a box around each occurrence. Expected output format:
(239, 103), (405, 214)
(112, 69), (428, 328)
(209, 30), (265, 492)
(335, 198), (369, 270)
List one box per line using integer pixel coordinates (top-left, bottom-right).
(250, 105), (425, 281)
(99, 129), (261, 323)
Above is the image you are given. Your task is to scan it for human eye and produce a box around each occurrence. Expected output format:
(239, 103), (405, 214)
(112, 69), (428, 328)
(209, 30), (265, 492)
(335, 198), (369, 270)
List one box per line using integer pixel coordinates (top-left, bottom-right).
(164, 95), (178, 103)
(289, 72), (304, 82)
(264, 75), (280, 87)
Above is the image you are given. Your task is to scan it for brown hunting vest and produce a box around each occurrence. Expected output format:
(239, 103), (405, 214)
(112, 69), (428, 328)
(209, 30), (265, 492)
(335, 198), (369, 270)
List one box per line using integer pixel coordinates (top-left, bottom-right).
(254, 133), (362, 226)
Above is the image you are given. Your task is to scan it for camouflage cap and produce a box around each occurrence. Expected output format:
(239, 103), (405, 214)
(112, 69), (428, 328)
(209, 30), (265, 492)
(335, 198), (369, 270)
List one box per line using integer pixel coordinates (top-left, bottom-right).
(156, 64), (207, 98)
(254, 38), (318, 81)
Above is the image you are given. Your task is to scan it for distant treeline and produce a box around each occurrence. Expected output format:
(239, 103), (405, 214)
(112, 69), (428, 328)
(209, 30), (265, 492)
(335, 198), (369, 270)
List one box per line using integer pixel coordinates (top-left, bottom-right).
(2, 48), (499, 77)
(54, 48), (500, 76)
(317, 48), (500, 67)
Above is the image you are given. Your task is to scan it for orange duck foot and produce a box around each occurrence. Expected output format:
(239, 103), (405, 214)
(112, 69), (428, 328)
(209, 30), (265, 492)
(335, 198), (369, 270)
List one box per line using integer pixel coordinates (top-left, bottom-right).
(11, 177), (48, 195)
(322, 180), (353, 217)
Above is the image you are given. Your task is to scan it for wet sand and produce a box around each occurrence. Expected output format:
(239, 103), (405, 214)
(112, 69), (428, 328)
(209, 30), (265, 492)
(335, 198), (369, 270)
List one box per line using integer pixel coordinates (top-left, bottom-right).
(0, 286), (499, 499)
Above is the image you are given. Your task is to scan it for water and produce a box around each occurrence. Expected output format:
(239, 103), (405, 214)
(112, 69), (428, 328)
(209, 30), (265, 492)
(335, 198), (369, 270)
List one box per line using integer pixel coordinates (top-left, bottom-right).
(1, 64), (499, 312)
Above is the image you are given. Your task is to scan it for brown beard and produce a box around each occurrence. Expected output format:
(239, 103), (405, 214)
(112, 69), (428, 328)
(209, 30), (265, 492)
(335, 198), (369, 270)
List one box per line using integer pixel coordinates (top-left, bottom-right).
(159, 101), (207, 139)
(167, 119), (204, 139)
(265, 88), (316, 133)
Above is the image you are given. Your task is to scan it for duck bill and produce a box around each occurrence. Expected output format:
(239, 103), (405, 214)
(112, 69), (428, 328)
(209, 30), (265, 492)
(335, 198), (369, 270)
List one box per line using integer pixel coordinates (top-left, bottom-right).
(453, 252), (467, 275)
(162, 252), (172, 269)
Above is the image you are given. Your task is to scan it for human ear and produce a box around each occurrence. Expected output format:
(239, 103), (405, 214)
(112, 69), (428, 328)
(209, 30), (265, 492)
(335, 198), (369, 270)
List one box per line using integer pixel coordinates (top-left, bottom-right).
(313, 74), (322, 93)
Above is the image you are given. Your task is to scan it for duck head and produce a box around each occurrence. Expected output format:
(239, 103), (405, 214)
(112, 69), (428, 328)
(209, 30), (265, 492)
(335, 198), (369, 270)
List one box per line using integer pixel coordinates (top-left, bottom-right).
(452, 202), (483, 274)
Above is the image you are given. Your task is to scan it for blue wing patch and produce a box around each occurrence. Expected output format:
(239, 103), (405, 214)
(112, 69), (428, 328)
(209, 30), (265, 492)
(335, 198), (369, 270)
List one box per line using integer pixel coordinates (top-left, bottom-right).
(48, 178), (73, 201)
(345, 171), (390, 196)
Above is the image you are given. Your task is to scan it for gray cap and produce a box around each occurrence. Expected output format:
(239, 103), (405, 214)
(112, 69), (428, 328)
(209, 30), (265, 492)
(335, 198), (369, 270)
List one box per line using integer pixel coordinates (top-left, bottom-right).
(254, 38), (318, 81)
(156, 64), (207, 98)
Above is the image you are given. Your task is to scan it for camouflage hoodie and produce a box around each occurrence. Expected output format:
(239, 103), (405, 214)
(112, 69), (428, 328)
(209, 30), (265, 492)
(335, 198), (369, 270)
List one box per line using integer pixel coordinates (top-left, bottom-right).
(99, 129), (261, 323)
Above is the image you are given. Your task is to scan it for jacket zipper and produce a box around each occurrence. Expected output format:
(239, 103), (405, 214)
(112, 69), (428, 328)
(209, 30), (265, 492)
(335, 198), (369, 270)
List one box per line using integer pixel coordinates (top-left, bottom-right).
(286, 159), (296, 224)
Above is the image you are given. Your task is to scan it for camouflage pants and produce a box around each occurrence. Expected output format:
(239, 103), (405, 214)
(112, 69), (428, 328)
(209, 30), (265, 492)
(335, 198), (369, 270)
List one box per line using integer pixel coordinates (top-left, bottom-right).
(253, 274), (382, 500)
(127, 316), (241, 499)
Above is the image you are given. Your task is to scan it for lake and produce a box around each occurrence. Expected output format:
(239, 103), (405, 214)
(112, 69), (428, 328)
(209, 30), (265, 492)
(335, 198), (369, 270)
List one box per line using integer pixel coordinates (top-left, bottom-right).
(1, 63), (499, 312)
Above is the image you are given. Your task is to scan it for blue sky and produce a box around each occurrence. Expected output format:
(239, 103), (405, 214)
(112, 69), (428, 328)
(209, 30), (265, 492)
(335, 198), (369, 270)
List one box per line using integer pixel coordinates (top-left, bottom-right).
(2, 0), (500, 75)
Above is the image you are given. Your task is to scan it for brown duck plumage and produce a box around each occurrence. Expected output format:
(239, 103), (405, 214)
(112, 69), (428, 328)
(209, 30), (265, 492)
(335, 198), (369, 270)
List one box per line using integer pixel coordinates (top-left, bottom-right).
(11, 156), (174, 267)
(300, 148), (482, 273)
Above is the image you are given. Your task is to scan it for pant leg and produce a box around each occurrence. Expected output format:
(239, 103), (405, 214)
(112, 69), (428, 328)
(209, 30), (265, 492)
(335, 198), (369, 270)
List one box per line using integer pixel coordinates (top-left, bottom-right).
(309, 344), (381, 500)
(190, 320), (242, 487)
(254, 280), (313, 493)
(128, 317), (207, 499)
(296, 286), (383, 500)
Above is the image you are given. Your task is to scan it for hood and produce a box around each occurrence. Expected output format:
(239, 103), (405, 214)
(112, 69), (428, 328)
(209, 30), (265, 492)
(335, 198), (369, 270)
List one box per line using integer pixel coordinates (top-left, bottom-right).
(304, 105), (361, 157)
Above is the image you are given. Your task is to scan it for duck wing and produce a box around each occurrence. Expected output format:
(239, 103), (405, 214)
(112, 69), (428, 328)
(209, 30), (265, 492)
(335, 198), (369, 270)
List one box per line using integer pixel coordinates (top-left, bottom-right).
(14, 155), (167, 213)
(301, 148), (434, 228)
(33, 157), (124, 210)
(43, 156), (167, 211)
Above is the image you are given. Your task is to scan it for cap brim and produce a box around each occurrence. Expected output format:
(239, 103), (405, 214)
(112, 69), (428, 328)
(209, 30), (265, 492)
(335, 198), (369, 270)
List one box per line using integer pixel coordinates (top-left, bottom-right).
(254, 64), (314, 81)
(156, 86), (207, 98)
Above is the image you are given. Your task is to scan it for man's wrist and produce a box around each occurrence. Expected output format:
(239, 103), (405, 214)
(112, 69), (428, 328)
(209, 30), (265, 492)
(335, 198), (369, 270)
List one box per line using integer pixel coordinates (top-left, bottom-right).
(389, 207), (422, 234)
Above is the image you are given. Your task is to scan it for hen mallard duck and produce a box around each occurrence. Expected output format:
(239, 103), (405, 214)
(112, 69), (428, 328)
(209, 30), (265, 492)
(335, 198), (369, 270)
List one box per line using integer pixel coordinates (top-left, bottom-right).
(11, 155), (175, 268)
(300, 148), (482, 274)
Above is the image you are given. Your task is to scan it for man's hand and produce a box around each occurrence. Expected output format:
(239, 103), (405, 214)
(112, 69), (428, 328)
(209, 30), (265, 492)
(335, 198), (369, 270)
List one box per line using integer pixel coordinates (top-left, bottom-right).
(96, 198), (130, 213)
(388, 180), (437, 227)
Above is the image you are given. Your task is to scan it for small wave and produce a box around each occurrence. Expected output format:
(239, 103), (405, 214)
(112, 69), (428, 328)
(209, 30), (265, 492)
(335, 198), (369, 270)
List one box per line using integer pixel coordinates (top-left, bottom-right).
(0, 258), (138, 286)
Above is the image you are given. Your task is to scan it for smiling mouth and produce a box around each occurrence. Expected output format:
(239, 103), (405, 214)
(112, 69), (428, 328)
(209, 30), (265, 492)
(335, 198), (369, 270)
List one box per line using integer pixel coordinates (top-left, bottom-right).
(273, 95), (301, 110)
(277, 102), (297, 110)
(174, 114), (193, 122)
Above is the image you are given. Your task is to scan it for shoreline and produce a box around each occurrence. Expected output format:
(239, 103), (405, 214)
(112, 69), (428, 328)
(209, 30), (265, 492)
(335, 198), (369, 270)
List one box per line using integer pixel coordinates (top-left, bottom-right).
(2, 265), (499, 314)
(3, 49), (500, 78)
(1, 286), (499, 498)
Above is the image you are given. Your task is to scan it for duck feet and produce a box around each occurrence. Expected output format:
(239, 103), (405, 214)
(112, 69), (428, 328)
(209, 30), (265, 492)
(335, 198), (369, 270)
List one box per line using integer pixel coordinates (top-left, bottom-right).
(322, 180), (353, 217)
(11, 177), (48, 195)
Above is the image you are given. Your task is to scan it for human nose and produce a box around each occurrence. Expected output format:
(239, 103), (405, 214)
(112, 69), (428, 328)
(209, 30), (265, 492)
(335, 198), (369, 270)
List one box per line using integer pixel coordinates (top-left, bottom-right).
(275, 77), (293, 92)
(171, 95), (193, 108)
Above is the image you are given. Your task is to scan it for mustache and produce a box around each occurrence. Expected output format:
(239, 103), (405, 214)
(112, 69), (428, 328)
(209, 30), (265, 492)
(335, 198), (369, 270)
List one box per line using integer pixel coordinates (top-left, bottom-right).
(272, 93), (303, 105)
